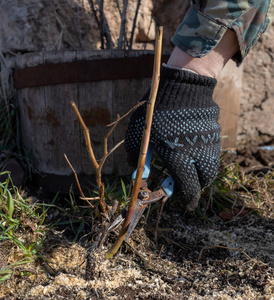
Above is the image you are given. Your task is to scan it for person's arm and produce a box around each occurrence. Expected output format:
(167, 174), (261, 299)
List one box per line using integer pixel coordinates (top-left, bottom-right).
(125, 0), (273, 210)
(168, 29), (240, 78)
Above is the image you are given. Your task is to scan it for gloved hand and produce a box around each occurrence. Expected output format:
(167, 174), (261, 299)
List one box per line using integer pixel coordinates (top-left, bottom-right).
(125, 65), (221, 211)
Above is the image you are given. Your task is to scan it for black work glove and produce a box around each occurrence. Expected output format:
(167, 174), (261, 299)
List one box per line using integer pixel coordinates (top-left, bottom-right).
(125, 65), (221, 211)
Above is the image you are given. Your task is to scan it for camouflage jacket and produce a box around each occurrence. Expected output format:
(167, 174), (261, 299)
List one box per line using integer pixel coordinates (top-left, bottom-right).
(172, 0), (274, 65)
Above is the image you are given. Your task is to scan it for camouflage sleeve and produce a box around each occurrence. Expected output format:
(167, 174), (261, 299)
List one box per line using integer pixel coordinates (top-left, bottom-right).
(171, 0), (274, 65)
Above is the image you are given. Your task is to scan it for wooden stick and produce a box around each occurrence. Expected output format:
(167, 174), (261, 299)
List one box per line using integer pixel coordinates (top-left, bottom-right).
(106, 26), (163, 258)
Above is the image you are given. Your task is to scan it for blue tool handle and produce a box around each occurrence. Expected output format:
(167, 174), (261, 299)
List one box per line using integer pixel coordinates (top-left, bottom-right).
(161, 177), (174, 198)
(131, 146), (153, 180)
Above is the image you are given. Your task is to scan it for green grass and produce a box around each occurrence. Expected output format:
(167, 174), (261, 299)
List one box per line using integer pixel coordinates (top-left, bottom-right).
(0, 172), (50, 282)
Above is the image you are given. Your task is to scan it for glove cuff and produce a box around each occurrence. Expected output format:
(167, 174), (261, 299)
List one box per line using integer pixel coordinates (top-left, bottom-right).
(156, 65), (217, 110)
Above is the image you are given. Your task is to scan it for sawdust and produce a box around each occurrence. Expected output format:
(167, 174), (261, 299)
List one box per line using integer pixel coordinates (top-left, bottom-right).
(1, 209), (274, 299)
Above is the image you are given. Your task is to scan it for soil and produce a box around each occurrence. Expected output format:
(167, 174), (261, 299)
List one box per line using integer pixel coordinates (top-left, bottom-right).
(221, 146), (274, 173)
(0, 147), (274, 300)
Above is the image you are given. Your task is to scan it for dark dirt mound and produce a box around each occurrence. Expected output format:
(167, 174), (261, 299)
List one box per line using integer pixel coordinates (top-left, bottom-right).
(222, 147), (274, 173)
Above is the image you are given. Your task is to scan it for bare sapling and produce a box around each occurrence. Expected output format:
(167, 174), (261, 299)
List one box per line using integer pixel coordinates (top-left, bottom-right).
(65, 99), (149, 217)
(67, 101), (118, 216)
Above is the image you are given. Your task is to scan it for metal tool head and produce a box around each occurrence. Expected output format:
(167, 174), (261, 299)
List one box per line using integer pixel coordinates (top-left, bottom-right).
(108, 145), (175, 242)
(124, 179), (174, 241)
(125, 198), (147, 241)
(107, 208), (127, 232)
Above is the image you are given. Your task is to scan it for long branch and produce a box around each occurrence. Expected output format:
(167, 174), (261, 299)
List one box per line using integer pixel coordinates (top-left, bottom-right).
(106, 26), (163, 258)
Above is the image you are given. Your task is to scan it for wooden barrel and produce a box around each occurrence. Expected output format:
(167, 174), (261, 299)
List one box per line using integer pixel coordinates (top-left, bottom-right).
(14, 50), (169, 191)
(14, 50), (242, 192)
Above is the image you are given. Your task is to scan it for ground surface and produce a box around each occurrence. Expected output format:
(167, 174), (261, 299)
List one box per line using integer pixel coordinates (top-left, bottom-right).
(0, 147), (274, 299)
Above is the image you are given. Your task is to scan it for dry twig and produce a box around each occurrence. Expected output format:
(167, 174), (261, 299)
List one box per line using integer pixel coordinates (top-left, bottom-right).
(64, 154), (94, 209)
(198, 244), (253, 260)
(107, 100), (147, 127)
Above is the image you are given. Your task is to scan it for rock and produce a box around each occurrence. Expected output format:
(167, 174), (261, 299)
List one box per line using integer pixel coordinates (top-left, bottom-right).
(0, 0), (100, 53)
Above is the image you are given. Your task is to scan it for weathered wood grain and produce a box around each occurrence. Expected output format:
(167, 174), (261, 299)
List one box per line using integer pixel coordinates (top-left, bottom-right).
(15, 51), (153, 178)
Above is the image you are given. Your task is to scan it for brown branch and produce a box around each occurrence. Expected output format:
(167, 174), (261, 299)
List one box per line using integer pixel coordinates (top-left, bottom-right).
(64, 153), (94, 209)
(106, 26), (163, 259)
(71, 101), (107, 214)
(107, 100), (147, 127)
(106, 140), (124, 158)
(71, 100), (130, 216)
(71, 101), (99, 170)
